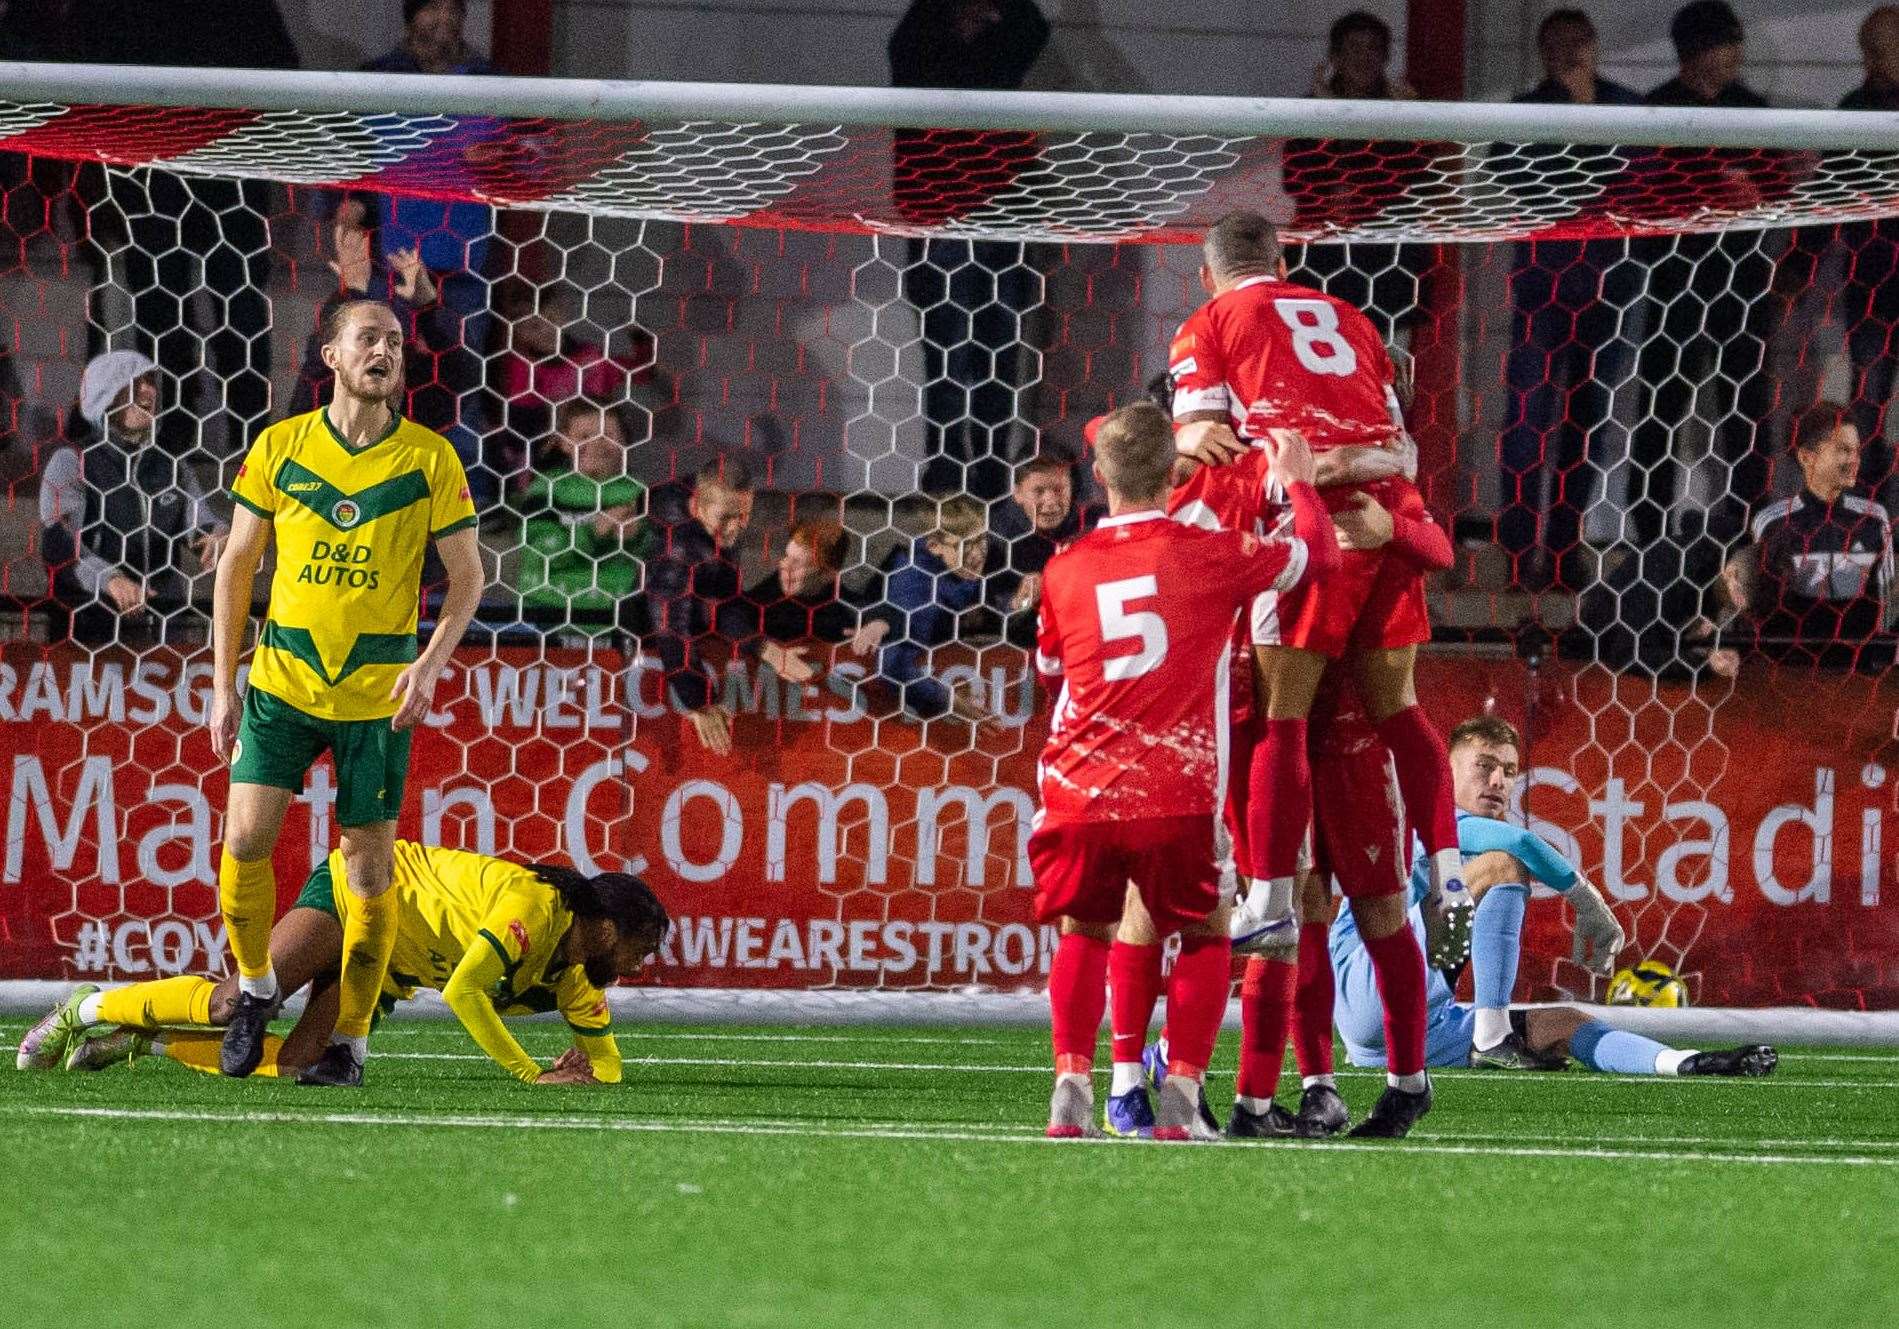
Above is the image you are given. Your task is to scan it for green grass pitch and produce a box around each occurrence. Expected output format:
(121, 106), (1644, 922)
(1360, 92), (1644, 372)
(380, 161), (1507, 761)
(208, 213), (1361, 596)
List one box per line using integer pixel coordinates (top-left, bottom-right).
(4, 1017), (1897, 1328)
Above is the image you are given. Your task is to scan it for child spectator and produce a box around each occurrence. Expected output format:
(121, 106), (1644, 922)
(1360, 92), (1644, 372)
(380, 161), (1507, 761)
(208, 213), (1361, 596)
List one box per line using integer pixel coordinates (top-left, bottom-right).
(718, 519), (884, 683)
(514, 402), (650, 637)
(862, 495), (997, 723)
(639, 457), (756, 754)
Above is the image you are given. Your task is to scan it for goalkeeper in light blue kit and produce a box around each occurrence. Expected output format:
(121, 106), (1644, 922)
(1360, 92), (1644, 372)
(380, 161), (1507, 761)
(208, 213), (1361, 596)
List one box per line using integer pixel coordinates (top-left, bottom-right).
(1331, 714), (1777, 1077)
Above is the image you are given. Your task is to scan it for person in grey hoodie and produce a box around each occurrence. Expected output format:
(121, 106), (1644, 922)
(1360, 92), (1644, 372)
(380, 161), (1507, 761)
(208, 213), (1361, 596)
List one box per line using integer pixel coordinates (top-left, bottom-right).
(38, 351), (227, 644)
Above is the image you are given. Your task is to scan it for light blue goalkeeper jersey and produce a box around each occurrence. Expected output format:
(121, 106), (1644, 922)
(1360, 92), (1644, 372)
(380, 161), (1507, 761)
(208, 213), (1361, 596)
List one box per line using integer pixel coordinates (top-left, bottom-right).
(1329, 811), (1581, 960)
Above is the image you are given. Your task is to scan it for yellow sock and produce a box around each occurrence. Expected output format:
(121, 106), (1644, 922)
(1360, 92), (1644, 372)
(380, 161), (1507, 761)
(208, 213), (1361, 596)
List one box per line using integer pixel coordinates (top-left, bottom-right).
(218, 850), (277, 983)
(95, 976), (215, 1031)
(163, 1030), (280, 1078)
(334, 889), (397, 1040)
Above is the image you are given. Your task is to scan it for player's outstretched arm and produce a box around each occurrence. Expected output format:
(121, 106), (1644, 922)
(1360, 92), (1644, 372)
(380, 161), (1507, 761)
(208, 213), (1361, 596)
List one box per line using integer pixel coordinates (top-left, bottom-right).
(1387, 505), (1452, 571)
(552, 957), (624, 1083)
(391, 526), (485, 732)
(210, 506), (273, 764)
(440, 934), (554, 1084)
(1461, 817), (1578, 893)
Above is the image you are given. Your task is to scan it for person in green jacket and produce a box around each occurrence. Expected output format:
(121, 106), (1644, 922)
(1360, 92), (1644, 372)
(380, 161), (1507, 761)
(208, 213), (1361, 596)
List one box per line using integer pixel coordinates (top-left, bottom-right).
(516, 401), (651, 635)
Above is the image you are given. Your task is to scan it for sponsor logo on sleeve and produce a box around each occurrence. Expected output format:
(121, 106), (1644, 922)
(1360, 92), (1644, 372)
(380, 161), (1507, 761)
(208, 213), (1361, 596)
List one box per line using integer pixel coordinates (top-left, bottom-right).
(508, 918), (532, 954)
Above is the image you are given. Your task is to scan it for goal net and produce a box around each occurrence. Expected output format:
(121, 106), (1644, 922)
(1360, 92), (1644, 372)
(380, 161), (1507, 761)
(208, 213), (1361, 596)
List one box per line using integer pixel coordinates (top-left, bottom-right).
(0, 68), (1895, 1022)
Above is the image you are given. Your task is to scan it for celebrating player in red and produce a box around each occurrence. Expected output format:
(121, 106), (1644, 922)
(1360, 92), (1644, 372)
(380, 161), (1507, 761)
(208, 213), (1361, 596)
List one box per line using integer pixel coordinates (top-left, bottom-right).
(1169, 209), (1469, 963)
(1030, 402), (1338, 1140)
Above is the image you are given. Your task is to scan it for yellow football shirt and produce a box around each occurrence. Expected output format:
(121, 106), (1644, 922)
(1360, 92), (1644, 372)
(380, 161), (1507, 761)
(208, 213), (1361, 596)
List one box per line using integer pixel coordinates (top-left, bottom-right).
(332, 840), (619, 1082)
(231, 407), (477, 721)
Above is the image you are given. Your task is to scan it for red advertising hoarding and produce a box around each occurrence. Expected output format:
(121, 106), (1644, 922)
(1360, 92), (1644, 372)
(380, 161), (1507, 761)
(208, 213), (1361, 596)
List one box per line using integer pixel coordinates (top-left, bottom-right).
(1, 642), (1894, 1008)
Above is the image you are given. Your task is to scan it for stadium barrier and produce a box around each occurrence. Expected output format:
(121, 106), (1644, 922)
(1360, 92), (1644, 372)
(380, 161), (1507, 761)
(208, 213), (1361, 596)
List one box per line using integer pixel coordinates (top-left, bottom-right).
(1, 644), (1893, 1015)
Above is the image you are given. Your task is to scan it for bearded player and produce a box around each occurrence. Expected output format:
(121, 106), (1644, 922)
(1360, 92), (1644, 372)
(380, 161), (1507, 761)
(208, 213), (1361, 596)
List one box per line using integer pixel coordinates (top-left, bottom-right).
(19, 842), (669, 1085)
(1033, 403), (1338, 1140)
(1169, 210), (1469, 967)
(212, 299), (485, 1087)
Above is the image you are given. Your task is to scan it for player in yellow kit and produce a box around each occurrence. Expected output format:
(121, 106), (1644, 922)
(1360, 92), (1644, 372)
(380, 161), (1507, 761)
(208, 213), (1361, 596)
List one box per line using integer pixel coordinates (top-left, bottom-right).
(18, 842), (670, 1085)
(211, 299), (486, 1087)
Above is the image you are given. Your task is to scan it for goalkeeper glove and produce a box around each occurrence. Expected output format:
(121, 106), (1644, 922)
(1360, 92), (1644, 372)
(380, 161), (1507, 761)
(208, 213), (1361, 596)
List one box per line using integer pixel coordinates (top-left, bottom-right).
(1566, 879), (1626, 976)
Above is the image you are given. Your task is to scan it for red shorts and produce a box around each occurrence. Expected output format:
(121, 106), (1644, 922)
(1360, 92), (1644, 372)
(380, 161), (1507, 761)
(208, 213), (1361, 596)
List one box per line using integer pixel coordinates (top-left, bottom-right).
(1251, 479), (1430, 659)
(1310, 721), (1409, 899)
(1029, 814), (1223, 936)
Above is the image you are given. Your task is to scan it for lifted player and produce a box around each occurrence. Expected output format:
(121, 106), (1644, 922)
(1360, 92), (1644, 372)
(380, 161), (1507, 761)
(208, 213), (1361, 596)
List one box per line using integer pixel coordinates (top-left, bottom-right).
(1332, 716), (1776, 1080)
(19, 842), (670, 1085)
(1170, 210), (1469, 964)
(1032, 403), (1338, 1140)
(212, 298), (485, 1087)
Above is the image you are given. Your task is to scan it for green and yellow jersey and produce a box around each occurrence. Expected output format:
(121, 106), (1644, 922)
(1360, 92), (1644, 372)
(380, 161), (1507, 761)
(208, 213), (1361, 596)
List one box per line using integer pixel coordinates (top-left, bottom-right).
(327, 840), (619, 1084)
(231, 408), (477, 722)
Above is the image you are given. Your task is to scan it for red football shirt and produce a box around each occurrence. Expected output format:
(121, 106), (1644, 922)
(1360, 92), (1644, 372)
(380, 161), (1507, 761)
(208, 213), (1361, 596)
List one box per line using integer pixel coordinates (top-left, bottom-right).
(1168, 446), (1280, 540)
(1034, 511), (1309, 823)
(1169, 274), (1406, 452)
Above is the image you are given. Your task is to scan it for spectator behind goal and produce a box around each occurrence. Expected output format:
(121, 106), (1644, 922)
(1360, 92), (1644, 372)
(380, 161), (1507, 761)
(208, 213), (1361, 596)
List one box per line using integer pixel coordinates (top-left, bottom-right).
(1749, 401), (1894, 656)
(889, 0), (1050, 497)
(636, 458), (756, 755)
(718, 519), (885, 685)
(862, 494), (997, 724)
(362, 0), (500, 505)
(514, 402), (651, 638)
(39, 352), (227, 645)
(991, 448), (1102, 645)
(1834, 6), (1899, 506)
(1496, 8), (1643, 591)
(1290, 11), (1427, 345)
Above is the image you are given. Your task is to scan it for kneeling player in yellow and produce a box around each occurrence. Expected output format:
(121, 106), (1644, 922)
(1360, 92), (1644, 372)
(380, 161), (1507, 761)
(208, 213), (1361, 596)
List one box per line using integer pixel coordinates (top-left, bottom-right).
(17, 841), (670, 1085)
(211, 298), (485, 1086)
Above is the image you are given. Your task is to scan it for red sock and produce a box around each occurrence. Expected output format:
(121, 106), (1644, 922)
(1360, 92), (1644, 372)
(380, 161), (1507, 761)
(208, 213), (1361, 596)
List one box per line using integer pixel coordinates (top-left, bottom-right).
(1376, 704), (1459, 857)
(1362, 924), (1428, 1078)
(1108, 941), (1163, 1065)
(1249, 717), (1310, 882)
(1164, 935), (1232, 1078)
(1235, 955), (1295, 1101)
(1292, 920), (1335, 1077)
(1048, 932), (1110, 1073)
(1226, 718), (1260, 878)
